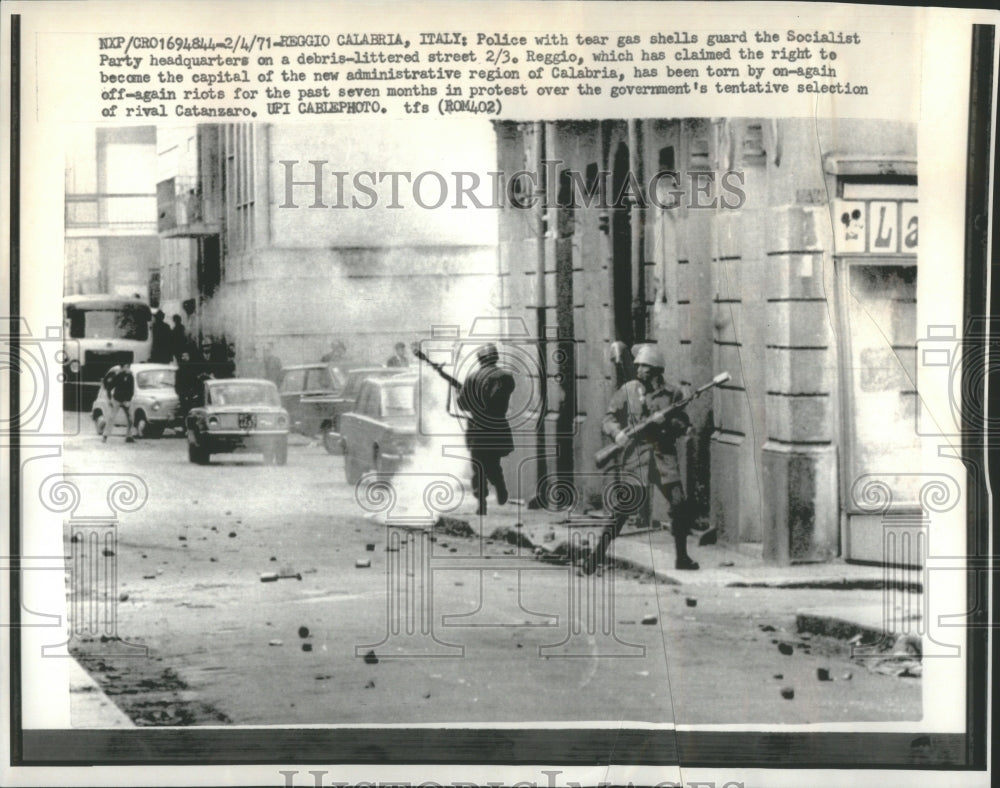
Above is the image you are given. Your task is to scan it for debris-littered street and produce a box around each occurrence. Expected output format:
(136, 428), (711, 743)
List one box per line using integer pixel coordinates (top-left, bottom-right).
(65, 418), (920, 726)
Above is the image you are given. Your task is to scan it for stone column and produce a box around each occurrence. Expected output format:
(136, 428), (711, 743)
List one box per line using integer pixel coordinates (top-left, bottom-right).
(761, 206), (839, 563)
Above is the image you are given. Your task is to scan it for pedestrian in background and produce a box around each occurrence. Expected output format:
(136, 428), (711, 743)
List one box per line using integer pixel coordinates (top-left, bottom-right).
(170, 315), (187, 362)
(593, 344), (699, 573)
(321, 339), (347, 364)
(149, 310), (173, 363)
(175, 340), (208, 415)
(385, 342), (410, 368)
(456, 343), (515, 515)
(102, 362), (136, 443)
(263, 343), (284, 386)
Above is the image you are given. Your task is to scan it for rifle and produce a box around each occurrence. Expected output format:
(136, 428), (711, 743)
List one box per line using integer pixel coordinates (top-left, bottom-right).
(411, 343), (461, 390)
(595, 371), (731, 469)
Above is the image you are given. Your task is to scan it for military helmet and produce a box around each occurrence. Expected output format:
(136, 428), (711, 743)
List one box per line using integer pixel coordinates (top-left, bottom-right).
(476, 343), (499, 363)
(633, 344), (666, 369)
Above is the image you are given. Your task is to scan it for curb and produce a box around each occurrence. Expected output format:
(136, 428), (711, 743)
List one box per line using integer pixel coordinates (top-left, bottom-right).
(728, 578), (923, 593)
(796, 611), (894, 643)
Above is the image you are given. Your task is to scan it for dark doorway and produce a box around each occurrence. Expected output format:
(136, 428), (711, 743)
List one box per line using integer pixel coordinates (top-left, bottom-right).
(197, 235), (221, 298)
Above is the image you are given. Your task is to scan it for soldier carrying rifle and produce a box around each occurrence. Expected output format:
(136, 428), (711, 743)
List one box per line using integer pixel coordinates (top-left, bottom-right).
(589, 344), (705, 574)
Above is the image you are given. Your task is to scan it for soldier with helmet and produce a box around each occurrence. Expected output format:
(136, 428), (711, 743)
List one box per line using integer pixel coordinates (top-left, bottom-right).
(590, 343), (700, 573)
(457, 343), (516, 515)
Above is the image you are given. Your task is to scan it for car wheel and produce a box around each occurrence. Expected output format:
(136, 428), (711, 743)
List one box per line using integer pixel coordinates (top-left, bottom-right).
(275, 438), (288, 466)
(93, 410), (105, 435)
(343, 444), (361, 485)
(143, 422), (164, 439)
(134, 411), (148, 438)
(187, 429), (208, 465)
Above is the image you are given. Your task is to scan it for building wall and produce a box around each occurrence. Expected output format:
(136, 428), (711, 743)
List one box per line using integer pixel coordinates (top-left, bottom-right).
(495, 118), (917, 564)
(64, 126), (158, 299)
(160, 121), (500, 378)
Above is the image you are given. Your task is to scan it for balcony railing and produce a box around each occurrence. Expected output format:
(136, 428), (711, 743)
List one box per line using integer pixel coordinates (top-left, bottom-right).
(157, 176), (221, 237)
(65, 193), (158, 233)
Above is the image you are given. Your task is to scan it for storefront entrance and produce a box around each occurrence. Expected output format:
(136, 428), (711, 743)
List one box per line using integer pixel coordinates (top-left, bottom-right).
(833, 179), (920, 563)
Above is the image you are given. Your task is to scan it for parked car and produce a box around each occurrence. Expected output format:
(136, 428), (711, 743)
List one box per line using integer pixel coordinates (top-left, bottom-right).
(278, 363), (346, 443)
(185, 378), (289, 465)
(91, 363), (180, 438)
(339, 374), (420, 483)
(318, 366), (408, 454)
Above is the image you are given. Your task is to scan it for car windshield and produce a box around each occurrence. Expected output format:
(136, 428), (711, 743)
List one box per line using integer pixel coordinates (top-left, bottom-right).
(136, 369), (175, 388)
(381, 383), (415, 416)
(208, 382), (279, 406)
(67, 305), (150, 341)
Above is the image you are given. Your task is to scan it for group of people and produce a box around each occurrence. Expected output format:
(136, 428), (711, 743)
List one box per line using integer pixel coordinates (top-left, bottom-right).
(149, 311), (188, 365)
(451, 341), (700, 573)
(101, 311), (238, 443)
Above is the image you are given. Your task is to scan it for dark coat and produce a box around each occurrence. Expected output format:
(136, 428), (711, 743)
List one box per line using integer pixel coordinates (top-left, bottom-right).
(150, 320), (173, 363)
(457, 362), (515, 456)
(601, 378), (690, 486)
(170, 324), (187, 361)
(108, 369), (135, 403)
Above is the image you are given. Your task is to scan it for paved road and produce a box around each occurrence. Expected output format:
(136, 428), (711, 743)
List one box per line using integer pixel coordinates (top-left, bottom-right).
(65, 419), (921, 725)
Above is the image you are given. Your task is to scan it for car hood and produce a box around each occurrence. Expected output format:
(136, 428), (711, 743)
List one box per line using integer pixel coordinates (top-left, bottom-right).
(382, 416), (418, 434)
(138, 388), (179, 400)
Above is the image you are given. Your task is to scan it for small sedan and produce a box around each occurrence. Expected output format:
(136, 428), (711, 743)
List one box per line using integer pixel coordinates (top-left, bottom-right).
(319, 366), (408, 454)
(339, 375), (420, 483)
(91, 363), (181, 438)
(185, 378), (289, 465)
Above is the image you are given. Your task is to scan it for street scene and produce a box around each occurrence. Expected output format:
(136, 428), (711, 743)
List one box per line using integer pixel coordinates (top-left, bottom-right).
(65, 418), (921, 726)
(60, 117), (934, 727)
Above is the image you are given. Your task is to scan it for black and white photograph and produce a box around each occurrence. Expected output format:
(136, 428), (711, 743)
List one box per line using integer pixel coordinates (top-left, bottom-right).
(2, 2), (996, 787)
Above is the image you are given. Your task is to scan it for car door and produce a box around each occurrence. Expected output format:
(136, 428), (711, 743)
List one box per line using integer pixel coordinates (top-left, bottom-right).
(279, 368), (306, 433)
(299, 366), (332, 437)
(345, 382), (374, 469)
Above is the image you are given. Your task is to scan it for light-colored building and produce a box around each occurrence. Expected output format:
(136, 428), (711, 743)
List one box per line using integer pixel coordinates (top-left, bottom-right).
(494, 118), (920, 566)
(156, 121), (498, 373)
(64, 126), (159, 299)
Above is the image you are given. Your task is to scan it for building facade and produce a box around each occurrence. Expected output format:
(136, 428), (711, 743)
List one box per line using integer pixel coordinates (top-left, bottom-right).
(64, 126), (159, 299)
(156, 122), (498, 374)
(494, 118), (920, 566)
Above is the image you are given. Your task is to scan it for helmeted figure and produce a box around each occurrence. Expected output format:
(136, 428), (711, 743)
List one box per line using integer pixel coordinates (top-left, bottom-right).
(456, 343), (515, 515)
(594, 343), (699, 572)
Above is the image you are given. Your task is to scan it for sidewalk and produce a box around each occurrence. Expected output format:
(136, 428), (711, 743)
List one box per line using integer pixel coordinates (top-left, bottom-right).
(428, 504), (923, 645)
